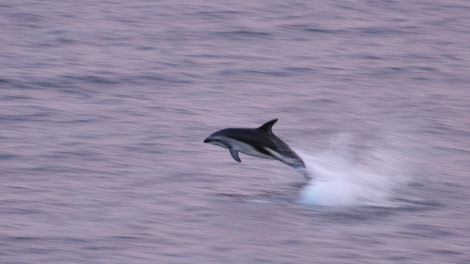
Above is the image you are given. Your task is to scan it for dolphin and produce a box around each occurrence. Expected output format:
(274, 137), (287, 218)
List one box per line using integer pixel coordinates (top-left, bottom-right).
(204, 119), (309, 178)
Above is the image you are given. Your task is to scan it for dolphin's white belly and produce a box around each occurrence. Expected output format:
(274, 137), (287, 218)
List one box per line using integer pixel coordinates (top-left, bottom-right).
(227, 139), (275, 160)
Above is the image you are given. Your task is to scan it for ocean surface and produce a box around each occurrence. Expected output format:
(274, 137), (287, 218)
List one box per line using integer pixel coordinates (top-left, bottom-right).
(1, 1), (470, 263)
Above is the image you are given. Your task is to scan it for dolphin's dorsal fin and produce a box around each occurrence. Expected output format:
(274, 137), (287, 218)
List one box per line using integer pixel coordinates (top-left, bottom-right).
(257, 119), (278, 134)
(229, 148), (241, 162)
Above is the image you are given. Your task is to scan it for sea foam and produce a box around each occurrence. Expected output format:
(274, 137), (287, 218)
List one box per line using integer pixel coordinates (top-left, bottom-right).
(297, 134), (410, 207)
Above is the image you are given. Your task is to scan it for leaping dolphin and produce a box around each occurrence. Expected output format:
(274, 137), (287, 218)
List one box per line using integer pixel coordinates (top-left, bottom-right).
(204, 119), (309, 179)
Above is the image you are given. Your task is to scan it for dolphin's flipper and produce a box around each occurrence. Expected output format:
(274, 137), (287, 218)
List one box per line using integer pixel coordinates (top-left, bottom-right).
(229, 148), (241, 162)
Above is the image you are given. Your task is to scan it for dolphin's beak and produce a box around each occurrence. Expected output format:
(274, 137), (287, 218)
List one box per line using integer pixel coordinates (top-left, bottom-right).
(203, 137), (211, 143)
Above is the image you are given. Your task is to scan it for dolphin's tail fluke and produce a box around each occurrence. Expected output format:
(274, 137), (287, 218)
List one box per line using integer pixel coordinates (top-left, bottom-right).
(287, 158), (311, 180)
(296, 166), (311, 180)
(279, 149), (310, 180)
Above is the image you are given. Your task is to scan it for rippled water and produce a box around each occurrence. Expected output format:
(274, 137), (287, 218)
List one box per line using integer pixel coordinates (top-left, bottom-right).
(1, 1), (470, 263)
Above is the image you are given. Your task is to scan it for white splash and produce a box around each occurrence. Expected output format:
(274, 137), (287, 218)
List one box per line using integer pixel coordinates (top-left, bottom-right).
(297, 134), (410, 207)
